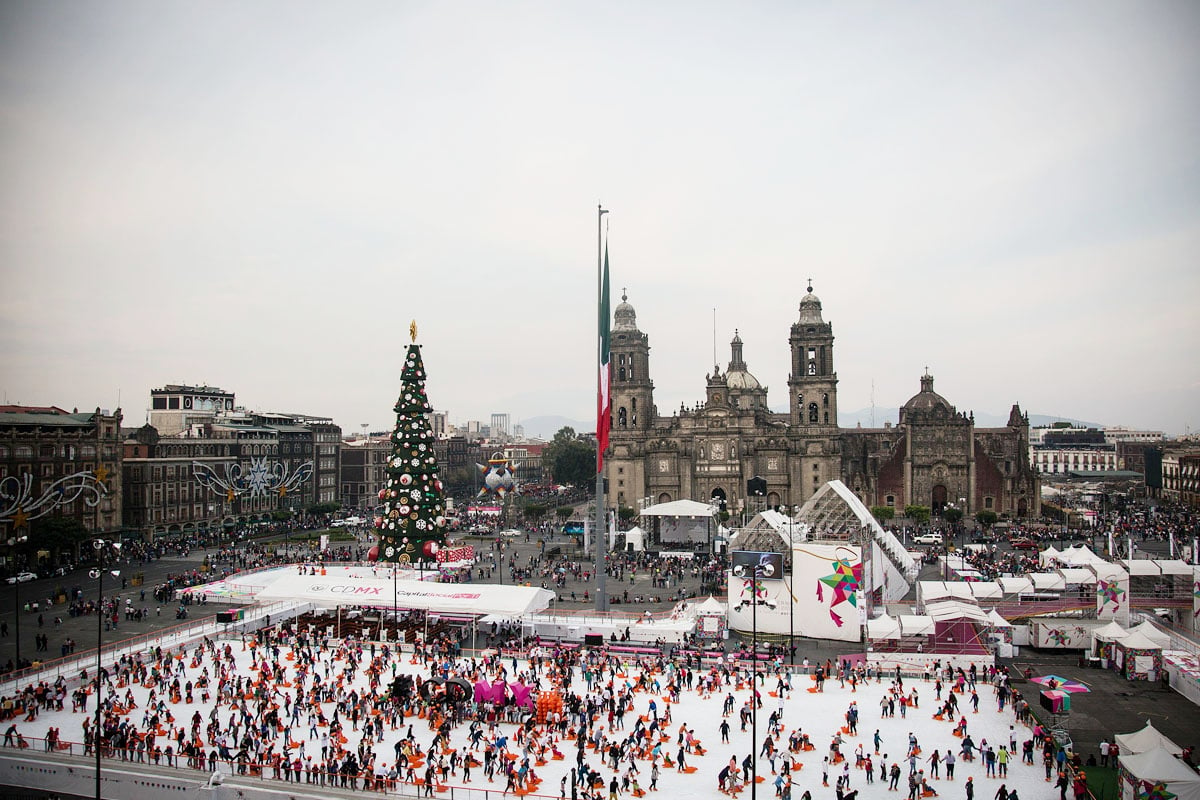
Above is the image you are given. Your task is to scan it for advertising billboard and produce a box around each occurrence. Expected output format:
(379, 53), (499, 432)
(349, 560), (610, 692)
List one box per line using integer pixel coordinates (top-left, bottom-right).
(731, 550), (785, 580)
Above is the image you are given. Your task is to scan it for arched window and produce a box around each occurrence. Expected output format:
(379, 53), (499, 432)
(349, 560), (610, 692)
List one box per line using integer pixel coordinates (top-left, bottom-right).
(808, 403), (819, 423)
(822, 393), (829, 407)
(618, 407), (628, 428)
(619, 367), (626, 381)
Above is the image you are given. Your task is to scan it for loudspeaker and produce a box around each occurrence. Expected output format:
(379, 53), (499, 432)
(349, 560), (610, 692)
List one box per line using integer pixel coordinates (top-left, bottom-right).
(584, 634), (604, 647)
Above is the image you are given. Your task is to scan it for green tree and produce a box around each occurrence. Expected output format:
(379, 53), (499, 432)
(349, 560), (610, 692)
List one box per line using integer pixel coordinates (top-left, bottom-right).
(374, 343), (447, 564)
(904, 504), (931, 524)
(975, 510), (998, 528)
(943, 507), (964, 524)
(29, 516), (88, 559)
(522, 503), (548, 523)
(543, 427), (597, 488)
(555, 507), (575, 522)
(870, 506), (895, 522)
(307, 501), (340, 515)
(617, 506), (638, 524)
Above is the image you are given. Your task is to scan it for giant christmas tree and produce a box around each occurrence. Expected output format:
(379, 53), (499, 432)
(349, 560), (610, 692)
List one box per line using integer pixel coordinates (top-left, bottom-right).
(375, 333), (446, 564)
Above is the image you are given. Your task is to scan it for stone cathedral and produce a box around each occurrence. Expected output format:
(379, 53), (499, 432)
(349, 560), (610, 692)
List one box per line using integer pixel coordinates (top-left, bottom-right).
(605, 284), (1040, 521)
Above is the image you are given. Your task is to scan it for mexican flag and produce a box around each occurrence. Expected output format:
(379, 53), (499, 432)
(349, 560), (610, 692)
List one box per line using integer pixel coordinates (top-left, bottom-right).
(597, 246), (611, 472)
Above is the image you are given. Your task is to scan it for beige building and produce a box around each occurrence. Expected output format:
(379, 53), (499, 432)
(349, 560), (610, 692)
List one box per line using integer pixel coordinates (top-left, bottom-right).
(605, 285), (1040, 521)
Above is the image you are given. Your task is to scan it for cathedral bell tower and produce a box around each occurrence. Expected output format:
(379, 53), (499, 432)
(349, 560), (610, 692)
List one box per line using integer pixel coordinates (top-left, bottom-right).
(788, 281), (838, 427)
(610, 290), (654, 433)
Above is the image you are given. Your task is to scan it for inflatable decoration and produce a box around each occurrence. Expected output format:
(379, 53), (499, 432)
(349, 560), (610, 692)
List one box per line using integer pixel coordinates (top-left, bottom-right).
(476, 452), (518, 498)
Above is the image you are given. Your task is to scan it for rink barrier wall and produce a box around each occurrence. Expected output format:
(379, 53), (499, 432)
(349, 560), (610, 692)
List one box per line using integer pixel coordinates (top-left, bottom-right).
(0, 744), (561, 800)
(0, 600), (310, 692)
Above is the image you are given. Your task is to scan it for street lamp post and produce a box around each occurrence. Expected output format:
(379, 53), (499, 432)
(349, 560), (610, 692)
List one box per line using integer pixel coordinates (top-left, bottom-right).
(7, 535), (29, 669)
(737, 562), (770, 800)
(89, 538), (121, 800)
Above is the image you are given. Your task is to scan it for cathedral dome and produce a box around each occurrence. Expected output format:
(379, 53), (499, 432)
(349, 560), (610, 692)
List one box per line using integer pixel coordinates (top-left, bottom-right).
(613, 290), (638, 331)
(798, 282), (824, 324)
(903, 373), (953, 413)
(725, 330), (762, 389)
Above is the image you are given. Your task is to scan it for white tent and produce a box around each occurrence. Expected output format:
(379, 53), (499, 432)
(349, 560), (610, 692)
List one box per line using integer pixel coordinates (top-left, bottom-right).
(1129, 621), (1171, 648)
(256, 571), (556, 616)
(986, 609), (1012, 628)
(1039, 546), (1061, 567)
(1092, 620), (1129, 644)
(1031, 573), (1066, 591)
(1059, 545), (1106, 567)
(1116, 630), (1163, 651)
(924, 600), (990, 624)
(867, 614), (902, 640)
(1058, 568), (1096, 587)
(1122, 560), (1162, 576)
(969, 582), (1003, 601)
(999, 577), (1034, 595)
(622, 526), (646, 552)
(694, 596), (726, 615)
(1119, 746), (1200, 800)
(1114, 721), (1182, 756)
(899, 615), (936, 636)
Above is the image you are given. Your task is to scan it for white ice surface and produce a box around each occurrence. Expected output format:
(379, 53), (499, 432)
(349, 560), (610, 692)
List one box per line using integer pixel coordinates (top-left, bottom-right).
(11, 643), (1055, 799)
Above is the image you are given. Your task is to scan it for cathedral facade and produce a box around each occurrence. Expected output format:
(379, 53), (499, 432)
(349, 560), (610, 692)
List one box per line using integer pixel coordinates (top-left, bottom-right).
(605, 285), (1040, 522)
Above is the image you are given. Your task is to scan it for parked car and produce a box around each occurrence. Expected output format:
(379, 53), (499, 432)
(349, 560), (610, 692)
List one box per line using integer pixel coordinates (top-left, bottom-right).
(52, 565), (74, 577)
(913, 533), (943, 546)
(6, 571), (38, 584)
(1009, 537), (1040, 551)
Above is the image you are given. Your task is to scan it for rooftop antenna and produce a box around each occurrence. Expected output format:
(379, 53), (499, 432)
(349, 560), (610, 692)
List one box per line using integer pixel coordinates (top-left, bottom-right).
(870, 378), (875, 428)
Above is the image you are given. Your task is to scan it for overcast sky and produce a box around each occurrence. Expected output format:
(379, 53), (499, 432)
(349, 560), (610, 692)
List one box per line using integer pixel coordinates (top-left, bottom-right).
(2, 2), (1197, 436)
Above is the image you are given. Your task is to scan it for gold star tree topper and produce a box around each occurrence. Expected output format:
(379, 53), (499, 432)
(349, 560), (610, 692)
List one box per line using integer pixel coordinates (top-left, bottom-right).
(410, 320), (418, 343)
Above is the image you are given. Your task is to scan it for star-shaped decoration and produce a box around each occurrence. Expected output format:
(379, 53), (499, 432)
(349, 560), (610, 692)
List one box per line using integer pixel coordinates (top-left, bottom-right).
(12, 507), (29, 529)
(94, 465), (110, 482)
(278, 486), (287, 498)
(226, 488), (236, 502)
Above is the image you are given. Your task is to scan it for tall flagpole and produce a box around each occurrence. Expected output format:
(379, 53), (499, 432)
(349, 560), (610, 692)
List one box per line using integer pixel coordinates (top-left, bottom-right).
(595, 204), (609, 613)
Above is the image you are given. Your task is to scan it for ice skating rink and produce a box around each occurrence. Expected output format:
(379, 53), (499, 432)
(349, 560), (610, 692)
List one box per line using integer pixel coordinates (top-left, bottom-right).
(11, 638), (1052, 800)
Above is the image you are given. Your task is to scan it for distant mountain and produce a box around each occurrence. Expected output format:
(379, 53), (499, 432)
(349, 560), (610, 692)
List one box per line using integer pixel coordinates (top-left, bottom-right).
(837, 407), (1104, 429)
(520, 415), (591, 440)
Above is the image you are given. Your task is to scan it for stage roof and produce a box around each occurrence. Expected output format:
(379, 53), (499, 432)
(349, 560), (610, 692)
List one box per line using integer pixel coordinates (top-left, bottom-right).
(257, 571), (555, 616)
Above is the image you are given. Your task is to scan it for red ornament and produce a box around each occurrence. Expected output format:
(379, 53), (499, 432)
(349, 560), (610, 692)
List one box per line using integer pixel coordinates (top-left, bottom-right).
(423, 541), (439, 558)
(367, 545), (380, 562)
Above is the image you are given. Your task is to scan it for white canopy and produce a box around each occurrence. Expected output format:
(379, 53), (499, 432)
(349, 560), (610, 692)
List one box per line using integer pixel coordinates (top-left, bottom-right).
(1122, 559), (1162, 576)
(1119, 746), (1200, 800)
(1156, 559), (1194, 576)
(1039, 546), (1061, 567)
(998, 577), (1034, 595)
(899, 615), (936, 636)
(925, 600), (990, 624)
(987, 609), (1012, 628)
(256, 571), (555, 617)
(1130, 621), (1172, 648)
(638, 499), (716, 517)
(868, 614), (902, 640)
(622, 526), (646, 552)
(1031, 573), (1066, 591)
(969, 581), (1003, 601)
(1057, 568), (1096, 586)
(1115, 721), (1183, 756)
(1058, 545), (1106, 566)
(694, 596), (726, 615)
(1115, 630), (1163, 651)
(1092, 621), (1129, 643)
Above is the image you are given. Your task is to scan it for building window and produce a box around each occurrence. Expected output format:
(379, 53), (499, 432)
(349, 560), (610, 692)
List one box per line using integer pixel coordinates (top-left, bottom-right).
(886, 495), (895, 507)
(984, 497), (994, 509)
(808, 403), (818, 423)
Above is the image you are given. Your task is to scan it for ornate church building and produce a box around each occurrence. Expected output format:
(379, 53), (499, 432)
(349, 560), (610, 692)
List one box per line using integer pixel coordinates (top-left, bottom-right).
(605, 285), (1040, 521)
